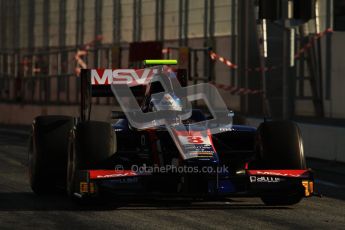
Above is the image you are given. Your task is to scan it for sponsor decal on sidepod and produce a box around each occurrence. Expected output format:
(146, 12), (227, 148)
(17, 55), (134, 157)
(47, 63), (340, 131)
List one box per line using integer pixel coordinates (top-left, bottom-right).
(249, 176), (282, 183)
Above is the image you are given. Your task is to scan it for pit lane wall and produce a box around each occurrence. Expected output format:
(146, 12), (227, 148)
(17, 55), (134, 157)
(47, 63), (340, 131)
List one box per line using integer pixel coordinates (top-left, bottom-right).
(0, 103), (344, 163)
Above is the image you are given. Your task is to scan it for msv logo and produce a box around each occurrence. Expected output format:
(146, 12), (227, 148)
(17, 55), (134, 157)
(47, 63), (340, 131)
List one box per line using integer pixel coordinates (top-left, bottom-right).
(91, 69), (157, 86)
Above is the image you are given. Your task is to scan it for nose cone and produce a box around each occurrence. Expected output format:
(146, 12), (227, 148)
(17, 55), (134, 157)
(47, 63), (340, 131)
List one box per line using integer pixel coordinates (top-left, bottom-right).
(183, 156), (219, 168)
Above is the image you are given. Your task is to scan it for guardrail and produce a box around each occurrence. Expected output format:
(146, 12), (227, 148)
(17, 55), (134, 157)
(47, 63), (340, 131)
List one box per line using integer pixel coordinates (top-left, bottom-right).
(0, 74), (121, 106)
(0, 74), (80, 105)
(0, 45), (129, 105)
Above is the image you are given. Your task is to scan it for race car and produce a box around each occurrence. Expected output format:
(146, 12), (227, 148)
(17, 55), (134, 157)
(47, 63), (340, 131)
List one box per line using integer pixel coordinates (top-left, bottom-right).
(28, 61), (314, 205)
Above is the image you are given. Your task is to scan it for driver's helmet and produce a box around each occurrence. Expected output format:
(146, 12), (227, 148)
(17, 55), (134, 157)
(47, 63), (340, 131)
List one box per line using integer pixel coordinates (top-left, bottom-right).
(150, 92), (183, 112)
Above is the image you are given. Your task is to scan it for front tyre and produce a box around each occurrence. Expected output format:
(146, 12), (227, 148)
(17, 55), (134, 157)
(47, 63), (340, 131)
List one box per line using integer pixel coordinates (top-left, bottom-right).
(251, 121), (306, 206)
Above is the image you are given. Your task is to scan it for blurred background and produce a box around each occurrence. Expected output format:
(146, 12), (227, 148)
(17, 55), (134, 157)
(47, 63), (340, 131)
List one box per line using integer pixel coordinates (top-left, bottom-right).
(0, 0), (344, 162)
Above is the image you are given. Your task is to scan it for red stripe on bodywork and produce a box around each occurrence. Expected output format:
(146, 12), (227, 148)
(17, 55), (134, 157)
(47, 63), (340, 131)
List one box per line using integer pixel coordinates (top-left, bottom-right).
(89, 170), (149, 179)
(207, 129), (216, 152)
(247, 169), (310, 178)
(244, 162), (249, 170)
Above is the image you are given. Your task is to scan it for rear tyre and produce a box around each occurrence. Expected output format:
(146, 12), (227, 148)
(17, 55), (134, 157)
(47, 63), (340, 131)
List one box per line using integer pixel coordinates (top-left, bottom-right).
(251, 121), (306, 206)
(29, 115), (74, 195)
(67, 121), (116, 198)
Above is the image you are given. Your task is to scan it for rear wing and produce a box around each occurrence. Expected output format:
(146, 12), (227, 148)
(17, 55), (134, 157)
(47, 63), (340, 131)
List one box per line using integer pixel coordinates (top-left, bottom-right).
(79, 60), (182, 121)
(80, 69), (122, 121)
(80, 69), (113, 97)
(79, 69), (92, 121)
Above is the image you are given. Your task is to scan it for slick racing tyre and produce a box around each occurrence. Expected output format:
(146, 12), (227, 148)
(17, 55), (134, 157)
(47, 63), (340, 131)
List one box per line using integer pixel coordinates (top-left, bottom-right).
(67, 121), (116, 197)
(251, 121), (307, 206)
(29, 115), (74, 195)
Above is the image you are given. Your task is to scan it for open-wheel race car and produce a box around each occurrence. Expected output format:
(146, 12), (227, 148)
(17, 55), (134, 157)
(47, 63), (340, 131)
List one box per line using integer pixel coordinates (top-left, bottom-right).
(28, 61), (315, 206)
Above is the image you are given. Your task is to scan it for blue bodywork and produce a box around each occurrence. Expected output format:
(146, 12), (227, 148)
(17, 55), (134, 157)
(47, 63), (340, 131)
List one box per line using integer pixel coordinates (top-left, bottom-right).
(111, 116), (257, 195)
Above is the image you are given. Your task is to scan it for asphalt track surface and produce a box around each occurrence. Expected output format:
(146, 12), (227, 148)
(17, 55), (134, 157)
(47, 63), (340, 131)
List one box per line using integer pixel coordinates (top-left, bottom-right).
(0, 127), (344, 230)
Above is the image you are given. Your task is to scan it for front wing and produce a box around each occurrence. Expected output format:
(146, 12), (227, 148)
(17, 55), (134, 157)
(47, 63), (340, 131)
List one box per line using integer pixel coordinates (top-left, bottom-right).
(73, 168), (314, 199)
